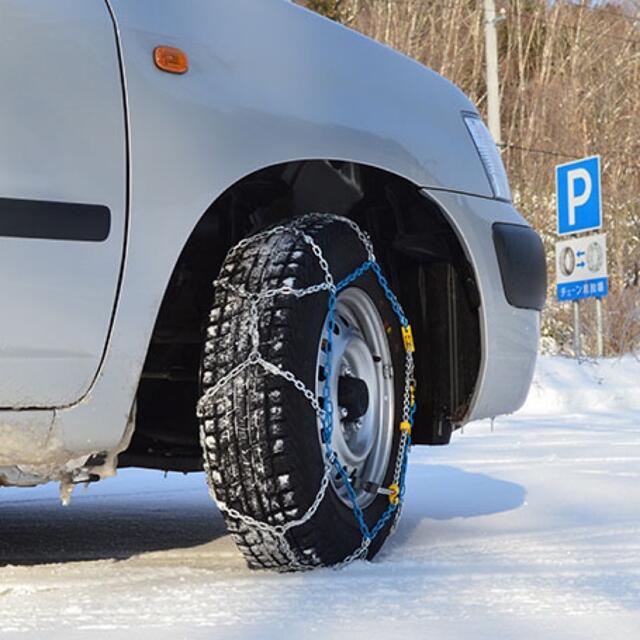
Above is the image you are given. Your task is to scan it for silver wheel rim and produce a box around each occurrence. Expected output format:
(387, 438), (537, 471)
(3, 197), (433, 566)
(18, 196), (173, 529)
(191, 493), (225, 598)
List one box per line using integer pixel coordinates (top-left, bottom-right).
(316, 287), (395, 509)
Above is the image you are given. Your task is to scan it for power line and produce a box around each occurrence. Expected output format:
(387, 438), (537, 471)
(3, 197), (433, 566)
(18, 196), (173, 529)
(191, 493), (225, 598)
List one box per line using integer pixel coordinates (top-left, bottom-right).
(500, 143), (640, 171)
(499, 142), (576, 159)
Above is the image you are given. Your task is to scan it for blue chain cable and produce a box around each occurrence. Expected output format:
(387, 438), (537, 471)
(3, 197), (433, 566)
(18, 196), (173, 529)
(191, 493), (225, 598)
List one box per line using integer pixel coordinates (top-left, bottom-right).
(335, 261), (374, 293)
(321, 255), (415, 545)
(320, 290), (338, 444)
(370, 262), (408, 327)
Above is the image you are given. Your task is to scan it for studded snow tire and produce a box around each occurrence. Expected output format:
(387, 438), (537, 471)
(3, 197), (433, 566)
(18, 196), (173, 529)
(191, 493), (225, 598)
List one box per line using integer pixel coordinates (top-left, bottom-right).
(198, 215), (406, 570)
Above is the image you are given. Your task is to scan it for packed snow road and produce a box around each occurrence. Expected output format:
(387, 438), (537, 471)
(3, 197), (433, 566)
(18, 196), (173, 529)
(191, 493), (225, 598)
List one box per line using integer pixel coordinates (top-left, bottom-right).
(1, 356), (639, 639)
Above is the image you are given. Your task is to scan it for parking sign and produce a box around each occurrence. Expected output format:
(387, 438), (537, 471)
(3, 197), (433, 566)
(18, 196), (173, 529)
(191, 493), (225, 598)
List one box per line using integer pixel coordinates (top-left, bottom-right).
(556, 155), (602, 236)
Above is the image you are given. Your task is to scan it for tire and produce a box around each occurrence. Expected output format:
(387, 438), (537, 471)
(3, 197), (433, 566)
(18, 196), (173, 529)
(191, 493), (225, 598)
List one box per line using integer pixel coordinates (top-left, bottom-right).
(198, 215), (406, 570)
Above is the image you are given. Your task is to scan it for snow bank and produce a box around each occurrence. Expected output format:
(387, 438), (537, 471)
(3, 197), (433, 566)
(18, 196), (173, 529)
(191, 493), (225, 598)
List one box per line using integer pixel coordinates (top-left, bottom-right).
(520, 354), (640, 416)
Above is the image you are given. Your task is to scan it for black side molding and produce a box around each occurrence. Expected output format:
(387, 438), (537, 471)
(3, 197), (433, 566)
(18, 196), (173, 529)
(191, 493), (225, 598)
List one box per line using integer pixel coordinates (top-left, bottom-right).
(493, 222), (547, 311)
(0, 197), (111, 242)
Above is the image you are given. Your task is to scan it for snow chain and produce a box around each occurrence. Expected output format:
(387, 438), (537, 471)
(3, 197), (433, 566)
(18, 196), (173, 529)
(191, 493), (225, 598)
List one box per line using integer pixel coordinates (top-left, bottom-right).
(197, 214), (416, 571)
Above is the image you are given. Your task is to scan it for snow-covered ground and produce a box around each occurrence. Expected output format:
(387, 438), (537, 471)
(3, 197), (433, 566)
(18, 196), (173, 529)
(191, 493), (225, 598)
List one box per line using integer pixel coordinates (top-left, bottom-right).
(1, 355), (639, 639)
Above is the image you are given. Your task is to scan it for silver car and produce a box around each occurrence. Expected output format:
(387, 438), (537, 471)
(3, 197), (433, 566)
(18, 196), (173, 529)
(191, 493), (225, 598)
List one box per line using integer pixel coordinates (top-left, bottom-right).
(0, 0), (545, 570)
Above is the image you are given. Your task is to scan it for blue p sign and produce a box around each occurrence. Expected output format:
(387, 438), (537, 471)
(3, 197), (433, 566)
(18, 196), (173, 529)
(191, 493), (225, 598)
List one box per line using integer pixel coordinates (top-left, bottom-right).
(556, 156), (601, 235)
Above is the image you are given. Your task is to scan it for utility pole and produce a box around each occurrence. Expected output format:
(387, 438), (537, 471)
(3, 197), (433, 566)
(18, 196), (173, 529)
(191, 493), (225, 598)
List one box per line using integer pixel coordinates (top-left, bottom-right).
(484, 0), (502, 145)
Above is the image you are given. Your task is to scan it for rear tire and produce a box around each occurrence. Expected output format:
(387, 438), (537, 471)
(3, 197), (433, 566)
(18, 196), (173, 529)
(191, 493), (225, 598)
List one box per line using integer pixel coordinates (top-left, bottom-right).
(198, 215), (406, 570)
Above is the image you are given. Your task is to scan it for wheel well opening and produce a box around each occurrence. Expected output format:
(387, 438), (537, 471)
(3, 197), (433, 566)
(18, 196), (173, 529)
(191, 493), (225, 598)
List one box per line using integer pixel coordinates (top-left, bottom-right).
(119, 161), (481, 472)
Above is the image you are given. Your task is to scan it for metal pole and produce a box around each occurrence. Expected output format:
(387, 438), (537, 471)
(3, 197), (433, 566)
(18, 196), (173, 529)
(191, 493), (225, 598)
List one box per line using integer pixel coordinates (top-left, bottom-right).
(484, 0), (502, 144)
(596, 297), (604, 357)
(573, 300), (581, 359)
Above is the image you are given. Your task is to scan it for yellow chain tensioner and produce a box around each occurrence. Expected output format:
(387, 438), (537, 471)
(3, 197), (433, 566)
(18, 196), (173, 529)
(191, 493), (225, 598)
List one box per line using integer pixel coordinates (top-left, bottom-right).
(387, 483), (400, 505)
(401, 324), (415, 353)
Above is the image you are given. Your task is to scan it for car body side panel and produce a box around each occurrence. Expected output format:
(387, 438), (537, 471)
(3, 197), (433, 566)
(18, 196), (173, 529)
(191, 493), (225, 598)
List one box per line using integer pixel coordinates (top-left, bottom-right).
(0, 0), (127, 407)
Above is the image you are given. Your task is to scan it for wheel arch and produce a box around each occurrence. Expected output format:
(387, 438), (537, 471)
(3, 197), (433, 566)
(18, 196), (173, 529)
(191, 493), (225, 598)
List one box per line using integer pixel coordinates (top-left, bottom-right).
(121, 159), (482, 471)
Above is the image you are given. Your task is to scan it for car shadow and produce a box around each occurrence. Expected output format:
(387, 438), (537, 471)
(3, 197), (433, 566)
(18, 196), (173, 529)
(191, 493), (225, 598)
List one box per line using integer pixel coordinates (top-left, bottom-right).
(0, 465), (525, 568)
(407, 463), (526, 520)
(383, 463), (526, 554)
(0, 478), (228, 567)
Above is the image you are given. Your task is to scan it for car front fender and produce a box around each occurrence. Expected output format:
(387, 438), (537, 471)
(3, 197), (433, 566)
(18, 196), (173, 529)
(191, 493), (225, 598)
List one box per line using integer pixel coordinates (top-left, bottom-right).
(53, 0), (496, 455)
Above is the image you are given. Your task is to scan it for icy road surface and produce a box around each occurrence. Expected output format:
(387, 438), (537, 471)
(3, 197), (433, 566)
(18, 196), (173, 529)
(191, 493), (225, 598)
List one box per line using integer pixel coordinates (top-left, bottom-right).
(1, 356), (639, 639)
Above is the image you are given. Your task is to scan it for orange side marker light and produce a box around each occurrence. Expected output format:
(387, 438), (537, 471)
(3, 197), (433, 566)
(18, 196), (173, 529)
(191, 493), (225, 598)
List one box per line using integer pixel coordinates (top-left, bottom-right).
(154, 46), (189, 74)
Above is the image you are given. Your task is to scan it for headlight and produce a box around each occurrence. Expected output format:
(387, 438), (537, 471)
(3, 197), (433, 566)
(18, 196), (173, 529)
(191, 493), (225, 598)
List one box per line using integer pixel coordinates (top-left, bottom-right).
(463, 114), (511, 202)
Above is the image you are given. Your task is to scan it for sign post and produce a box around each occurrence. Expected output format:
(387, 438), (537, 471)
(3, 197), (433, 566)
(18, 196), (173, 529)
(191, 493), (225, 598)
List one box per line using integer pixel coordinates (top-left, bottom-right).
(573, 301), (581, 358)
(555, 156), (607, 358)
(596, 297), (604, 357)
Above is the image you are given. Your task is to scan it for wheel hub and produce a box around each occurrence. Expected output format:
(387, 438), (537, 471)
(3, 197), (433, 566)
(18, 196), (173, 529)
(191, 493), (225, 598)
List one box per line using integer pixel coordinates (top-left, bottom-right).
(316, 287), (395, 509)
(337, 374), (369, 421)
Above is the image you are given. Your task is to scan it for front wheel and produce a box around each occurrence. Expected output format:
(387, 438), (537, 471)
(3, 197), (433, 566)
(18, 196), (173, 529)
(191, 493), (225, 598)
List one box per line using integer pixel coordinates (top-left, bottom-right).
(198, 214), (412, 570)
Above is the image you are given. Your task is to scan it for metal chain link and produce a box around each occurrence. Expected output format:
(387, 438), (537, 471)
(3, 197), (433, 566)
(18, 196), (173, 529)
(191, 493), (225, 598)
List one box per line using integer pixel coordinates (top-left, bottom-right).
(197, 213), (415, 571)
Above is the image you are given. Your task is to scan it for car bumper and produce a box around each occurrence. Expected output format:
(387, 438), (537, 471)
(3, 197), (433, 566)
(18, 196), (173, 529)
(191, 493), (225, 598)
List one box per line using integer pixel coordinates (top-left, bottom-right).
(421, 188), (544, 423)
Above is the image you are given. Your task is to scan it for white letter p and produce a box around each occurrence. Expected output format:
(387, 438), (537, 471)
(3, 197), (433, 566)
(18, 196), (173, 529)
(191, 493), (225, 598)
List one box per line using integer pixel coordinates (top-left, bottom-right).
(567, 168), (592, 227)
